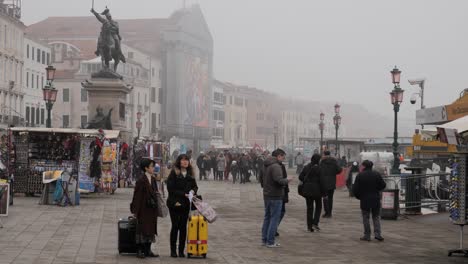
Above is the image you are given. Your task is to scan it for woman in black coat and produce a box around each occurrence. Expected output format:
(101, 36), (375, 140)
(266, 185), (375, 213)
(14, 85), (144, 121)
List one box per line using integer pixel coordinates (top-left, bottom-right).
(166, 154), (198, 258)
(130, 158), (159, 258)
(299, 154), (326, 232)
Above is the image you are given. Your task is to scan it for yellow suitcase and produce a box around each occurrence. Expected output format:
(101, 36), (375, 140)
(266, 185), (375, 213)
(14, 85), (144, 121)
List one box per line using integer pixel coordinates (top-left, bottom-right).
(187, 215), (208, 258)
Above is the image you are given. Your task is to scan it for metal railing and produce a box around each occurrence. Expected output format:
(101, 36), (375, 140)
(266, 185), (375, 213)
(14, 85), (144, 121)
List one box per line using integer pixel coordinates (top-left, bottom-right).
(383, 172), (450, 213)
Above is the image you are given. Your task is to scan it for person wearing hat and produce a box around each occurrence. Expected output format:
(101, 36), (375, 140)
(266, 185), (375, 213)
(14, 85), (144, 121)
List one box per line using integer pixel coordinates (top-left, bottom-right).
(352, 160), (386, 242)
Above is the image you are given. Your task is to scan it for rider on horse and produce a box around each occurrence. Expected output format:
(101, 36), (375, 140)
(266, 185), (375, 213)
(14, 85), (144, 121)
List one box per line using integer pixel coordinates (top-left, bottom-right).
(91, 8), (126, 67)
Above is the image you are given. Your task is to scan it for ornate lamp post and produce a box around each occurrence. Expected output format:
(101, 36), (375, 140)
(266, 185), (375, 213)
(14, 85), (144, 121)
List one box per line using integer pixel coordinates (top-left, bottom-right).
(136, 111), (142, 139)
(273, 122), (278, 150)
(333, 103), (341, 157)
(42, 65), (57, 128)
(390, 66), (404, 174)
(319, 112), (325, 154)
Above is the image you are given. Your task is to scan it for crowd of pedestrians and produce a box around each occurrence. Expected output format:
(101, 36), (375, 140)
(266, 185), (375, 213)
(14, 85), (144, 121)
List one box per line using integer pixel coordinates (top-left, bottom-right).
(129, 147), (387, 258)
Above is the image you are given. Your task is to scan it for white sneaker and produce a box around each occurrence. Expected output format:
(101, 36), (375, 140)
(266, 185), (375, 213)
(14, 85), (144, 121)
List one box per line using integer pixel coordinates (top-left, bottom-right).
(266, 243), (281, 248)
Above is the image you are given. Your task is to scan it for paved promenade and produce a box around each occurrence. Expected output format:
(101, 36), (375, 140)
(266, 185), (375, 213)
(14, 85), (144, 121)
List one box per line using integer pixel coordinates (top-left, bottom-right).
(0, 177), (467, 264)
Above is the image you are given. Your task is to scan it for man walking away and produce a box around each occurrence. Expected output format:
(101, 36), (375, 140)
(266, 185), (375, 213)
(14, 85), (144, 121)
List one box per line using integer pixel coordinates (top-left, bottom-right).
(261, 149), (291, 248)
(295, 152), (305, 175)
(353, 160), (386, 242)
(320, 150), (342, 218)
(196, 152), (207, 180)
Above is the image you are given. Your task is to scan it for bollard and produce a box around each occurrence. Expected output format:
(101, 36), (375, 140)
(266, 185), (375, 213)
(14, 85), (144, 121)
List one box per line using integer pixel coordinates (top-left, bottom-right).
(404, 167), (423, 215)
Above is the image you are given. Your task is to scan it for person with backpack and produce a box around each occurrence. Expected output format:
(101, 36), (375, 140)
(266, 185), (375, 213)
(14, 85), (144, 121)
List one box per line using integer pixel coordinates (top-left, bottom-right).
(299, 154), (326, 232)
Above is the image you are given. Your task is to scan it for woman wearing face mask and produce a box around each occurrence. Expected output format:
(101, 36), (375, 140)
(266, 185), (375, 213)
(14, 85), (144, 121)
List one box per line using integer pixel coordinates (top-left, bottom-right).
(130, 158), (159, 258)
(166, 154), (199, 258)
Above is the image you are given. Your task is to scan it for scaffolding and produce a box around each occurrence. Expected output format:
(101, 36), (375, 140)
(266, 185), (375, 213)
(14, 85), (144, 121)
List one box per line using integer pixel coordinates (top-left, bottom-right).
(0, 0), (21, 20)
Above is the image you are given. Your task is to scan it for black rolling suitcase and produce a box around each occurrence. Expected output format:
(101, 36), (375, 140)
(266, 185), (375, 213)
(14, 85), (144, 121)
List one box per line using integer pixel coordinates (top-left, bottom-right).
(118, 216), (137, 254)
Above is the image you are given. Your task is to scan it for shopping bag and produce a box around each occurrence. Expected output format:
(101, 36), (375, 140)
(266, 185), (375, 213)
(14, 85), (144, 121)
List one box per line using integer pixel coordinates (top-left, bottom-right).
(155, 192), (168, 218)
(193, 197), (217, 223)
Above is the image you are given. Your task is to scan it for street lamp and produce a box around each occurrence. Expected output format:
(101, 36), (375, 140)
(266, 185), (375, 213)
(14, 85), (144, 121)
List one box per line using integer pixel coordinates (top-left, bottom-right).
(273, 122), (278, 150)
(390, 66), (404, 175)
(42, 65), (57, 128)
(136, 111), (142, 139)
(319, 112), (325, 154)
(333, 103), (341, 157)
(408, 78), (426, 129)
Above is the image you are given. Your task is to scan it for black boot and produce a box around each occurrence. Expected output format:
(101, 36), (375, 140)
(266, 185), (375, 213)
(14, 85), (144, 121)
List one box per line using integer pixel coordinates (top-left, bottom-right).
(179, 246), (186, 258)
(137, 244), (146, 259)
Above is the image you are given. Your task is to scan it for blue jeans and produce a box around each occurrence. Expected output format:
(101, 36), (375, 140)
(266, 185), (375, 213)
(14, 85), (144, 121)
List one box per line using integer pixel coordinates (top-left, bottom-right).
(261, 199), (283, 245)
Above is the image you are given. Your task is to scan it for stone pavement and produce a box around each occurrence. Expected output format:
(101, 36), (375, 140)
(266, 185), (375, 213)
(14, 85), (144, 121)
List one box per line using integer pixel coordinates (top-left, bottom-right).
(0, 176), (467, 264)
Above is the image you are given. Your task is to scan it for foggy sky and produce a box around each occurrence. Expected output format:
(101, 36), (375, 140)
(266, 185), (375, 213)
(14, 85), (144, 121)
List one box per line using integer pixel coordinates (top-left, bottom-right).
(21, 0), (468, 120)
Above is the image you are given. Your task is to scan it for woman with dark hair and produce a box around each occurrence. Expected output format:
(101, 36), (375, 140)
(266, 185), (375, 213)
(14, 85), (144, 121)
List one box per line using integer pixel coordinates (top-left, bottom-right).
(166, 154), (198, 258)
(299, 154), (326, 232)
(130, 158), (159, 258)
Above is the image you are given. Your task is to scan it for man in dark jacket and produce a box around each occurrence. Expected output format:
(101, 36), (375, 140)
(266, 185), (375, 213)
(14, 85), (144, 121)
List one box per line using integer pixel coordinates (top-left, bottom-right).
(353, 160), (386, 242)
(320, 151), (342, 218)
(261, 149), (291, 248)
(196, 152), (207, 180)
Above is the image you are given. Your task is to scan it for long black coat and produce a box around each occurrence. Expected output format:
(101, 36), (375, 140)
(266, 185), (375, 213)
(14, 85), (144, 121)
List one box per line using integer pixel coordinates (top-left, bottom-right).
(130, 175), (158, 236)
(352, 169), (386, 210)
(166, 168), (198, 211)
(299, 163), (326, 198)
(320, 157), (342, 191)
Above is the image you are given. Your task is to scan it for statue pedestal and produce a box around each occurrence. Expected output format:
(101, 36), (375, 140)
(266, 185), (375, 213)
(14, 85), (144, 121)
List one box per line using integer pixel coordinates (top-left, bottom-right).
(82, 77), (132, 131)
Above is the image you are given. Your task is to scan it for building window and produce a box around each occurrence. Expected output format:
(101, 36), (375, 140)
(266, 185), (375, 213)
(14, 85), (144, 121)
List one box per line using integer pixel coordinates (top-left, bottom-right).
(63, 88), (70, 102)
(158, 113), (160, 126)
(31, 73), (34, 88)
(152, 67), (155, 77)
(214, 92), (224, 104)
(151, 113), (157, 133)
(81, 115), (87, 128)
(81, 89), (87, 102)
(151, 87), (156, 102)
(36, 108), (39, 125)
(31, 107), (35, 125)
(234, 97), (243, 106)
(26, 44), (29, 58)
(31, 47), (34, 60)
(158, 88), (162, 104)
(213, 110), (225, 121)
(26, 72), (29, 88)
(41, 76), (44, 88)
(25, 107), (30, 124)
(42, 51), (46, 64)
(47, 53), (50, 65)
(41, 109), (44, 125)
(230, 96), (233, 105)
(37, 48), (41, 63)
(63, 115), (69, 128)
(36, 75), (39, 89)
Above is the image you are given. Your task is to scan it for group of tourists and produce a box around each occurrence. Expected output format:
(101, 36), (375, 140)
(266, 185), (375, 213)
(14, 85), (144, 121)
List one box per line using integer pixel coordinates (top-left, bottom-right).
(130, 154), (198, 259)
(128, 147), (387, 258)
(195, 150), (268, 184)
(260, 149), (386, 248)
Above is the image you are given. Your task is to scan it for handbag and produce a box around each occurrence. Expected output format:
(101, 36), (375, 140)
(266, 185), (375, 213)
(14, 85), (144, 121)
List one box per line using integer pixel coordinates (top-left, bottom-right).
(298, 180), (305, 197)
(193, 197), (217, 223)
(155, 192), (168, 218)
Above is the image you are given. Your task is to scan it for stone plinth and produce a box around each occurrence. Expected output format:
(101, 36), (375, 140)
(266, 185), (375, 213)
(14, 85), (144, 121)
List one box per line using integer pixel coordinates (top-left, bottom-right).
(82, 77), (132, 131)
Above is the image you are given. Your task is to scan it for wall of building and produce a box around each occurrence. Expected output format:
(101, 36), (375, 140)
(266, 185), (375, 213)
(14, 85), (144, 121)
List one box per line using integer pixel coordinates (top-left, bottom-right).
(0, 10), (25, 127)
(23, 36), (51, 127)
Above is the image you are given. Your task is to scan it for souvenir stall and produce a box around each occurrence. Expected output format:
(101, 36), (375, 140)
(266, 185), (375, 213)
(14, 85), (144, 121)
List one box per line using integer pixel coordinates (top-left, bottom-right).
(145, 140), (170, 179)
(10, 128), (80, 196)
(78, 129), (121, 194)
(8, 128), (124, 196)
